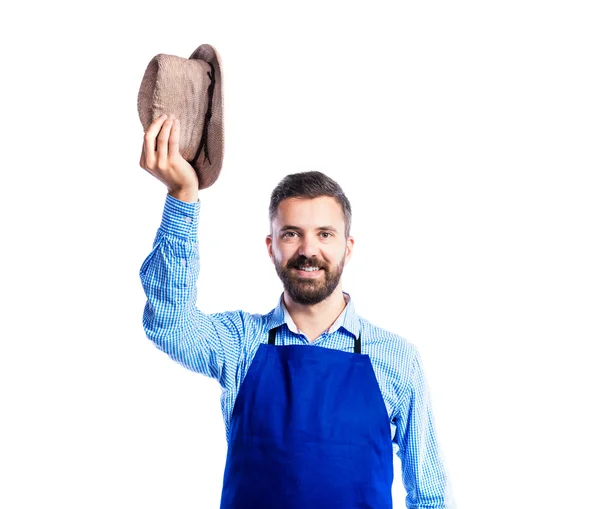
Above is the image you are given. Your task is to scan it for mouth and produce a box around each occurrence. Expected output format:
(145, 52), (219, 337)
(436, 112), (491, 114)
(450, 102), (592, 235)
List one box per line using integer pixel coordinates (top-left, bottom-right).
(292, 264), (323, 278)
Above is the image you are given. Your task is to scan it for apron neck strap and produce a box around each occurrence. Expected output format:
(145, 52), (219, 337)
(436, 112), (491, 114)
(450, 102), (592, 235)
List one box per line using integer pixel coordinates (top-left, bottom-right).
(268, 327), (277, 345)
(354, 335), (361, 354)
(268, 327), (362, 354)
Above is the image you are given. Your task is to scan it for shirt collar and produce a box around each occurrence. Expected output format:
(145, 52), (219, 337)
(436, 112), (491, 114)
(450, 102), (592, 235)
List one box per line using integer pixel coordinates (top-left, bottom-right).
(266, 293), (361, 339)
(266, 296), (287, 331)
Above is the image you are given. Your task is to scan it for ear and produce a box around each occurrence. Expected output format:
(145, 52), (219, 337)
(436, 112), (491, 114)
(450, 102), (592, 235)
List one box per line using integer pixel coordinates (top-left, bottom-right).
(344, 235), (355, 262)
(266, 234), (274, 263)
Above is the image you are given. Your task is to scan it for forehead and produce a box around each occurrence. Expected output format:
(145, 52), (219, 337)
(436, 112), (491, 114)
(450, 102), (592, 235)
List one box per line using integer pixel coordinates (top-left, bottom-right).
(272, 196), (345, 229)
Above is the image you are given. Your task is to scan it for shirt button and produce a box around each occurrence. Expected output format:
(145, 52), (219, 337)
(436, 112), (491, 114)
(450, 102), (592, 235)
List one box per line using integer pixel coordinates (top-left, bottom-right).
(181, 259), (187, 267)
(184, 217), (192, 224)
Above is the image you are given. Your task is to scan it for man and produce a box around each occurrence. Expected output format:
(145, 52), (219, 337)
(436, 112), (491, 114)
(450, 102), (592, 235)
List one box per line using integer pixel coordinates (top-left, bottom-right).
(139, 114), (454, 508)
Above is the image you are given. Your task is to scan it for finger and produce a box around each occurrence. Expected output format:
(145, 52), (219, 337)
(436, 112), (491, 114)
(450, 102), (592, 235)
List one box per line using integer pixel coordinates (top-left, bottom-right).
(147, 113), (168, 134)
(142, 114), (168, 167)
(168, 117), (181, 158)
(157, 114), (175, 166)
(139, 145), (145, 168)
(139, 145), (155, 172)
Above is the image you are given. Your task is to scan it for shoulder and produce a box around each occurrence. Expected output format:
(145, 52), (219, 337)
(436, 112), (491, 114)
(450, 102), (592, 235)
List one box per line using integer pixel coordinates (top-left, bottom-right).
(358, 316), (419, 378)
(359, 316), (417, 354)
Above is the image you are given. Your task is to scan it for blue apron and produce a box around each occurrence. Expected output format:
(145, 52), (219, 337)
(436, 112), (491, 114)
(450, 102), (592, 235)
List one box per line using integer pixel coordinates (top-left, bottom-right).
(220, 326), (394, 508)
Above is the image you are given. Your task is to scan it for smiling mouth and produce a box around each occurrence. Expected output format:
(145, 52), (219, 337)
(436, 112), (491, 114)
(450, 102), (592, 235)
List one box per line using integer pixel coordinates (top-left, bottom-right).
(287, 256), (325, 276)
(292, 265), (324, 278)
(297, 266), (320, 272)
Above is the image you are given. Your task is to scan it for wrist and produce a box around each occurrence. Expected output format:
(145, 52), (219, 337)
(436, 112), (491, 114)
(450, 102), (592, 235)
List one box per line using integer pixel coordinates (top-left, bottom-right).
(168, 186), (199, 203)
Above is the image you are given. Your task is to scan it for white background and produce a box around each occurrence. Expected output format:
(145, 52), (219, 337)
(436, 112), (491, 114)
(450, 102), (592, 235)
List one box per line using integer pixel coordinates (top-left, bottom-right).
(2, 1), (599, 507)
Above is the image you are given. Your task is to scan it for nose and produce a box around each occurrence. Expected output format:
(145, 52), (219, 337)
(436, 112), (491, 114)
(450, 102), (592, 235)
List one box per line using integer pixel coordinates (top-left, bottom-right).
(298, 235), (320, 259)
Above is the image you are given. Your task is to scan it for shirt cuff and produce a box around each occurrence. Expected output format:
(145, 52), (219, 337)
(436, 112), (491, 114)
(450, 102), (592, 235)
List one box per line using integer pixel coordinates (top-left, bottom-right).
(158, 194), (200, 240)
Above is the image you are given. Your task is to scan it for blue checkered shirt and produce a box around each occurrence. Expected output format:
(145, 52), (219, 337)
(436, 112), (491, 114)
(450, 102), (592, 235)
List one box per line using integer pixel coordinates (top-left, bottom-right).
(140, 194), (455, 509)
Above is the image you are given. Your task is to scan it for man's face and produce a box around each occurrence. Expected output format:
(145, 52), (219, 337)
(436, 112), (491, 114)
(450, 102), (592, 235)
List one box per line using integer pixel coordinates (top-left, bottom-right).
(266, 196), (354, 305)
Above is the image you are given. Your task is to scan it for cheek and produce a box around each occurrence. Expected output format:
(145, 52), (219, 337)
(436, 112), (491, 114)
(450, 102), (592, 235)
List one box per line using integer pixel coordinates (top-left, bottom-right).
(271, 243), (290, 263)
(323, 244), (347, 263)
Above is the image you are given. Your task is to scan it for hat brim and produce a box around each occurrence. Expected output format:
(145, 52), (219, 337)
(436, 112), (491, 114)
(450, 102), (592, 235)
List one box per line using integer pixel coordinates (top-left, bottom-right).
(188, 44), (224, 190)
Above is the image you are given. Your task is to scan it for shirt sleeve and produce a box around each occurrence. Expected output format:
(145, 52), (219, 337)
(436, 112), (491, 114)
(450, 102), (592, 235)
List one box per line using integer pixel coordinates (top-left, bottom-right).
(139, 194), (255, 388)
(393, 350), (455, 509)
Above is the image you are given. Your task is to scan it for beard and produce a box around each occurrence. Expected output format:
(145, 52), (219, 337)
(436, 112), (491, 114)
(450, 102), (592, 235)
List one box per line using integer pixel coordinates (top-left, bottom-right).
(274, 253), (345, 305)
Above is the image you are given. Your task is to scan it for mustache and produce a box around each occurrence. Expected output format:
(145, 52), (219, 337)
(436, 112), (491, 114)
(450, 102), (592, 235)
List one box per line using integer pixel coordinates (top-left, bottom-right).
(286, 255), (325, 270)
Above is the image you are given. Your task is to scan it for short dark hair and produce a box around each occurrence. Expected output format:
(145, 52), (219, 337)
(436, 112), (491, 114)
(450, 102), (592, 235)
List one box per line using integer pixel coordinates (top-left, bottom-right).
(269, 171), (352, 237)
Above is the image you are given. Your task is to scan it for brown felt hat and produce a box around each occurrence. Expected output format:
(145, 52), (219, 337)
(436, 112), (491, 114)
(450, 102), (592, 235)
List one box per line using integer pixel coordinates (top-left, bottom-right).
(137, 44), (224, 190)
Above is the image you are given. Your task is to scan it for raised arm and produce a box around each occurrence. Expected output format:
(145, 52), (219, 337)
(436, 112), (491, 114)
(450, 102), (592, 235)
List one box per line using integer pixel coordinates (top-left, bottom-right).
(138, 114), (252, 386)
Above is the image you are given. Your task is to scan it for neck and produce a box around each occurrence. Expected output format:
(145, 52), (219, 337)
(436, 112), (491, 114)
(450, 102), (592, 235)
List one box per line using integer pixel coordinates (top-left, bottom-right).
(283, 287), (347, 342)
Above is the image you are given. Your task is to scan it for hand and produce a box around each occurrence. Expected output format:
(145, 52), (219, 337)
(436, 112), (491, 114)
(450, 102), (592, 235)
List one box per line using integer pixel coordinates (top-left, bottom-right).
(140, 113), (199, 202)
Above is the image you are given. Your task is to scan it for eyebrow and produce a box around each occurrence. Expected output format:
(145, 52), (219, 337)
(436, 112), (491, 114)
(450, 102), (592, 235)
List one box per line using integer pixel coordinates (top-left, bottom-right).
(279, 225), (339, 233)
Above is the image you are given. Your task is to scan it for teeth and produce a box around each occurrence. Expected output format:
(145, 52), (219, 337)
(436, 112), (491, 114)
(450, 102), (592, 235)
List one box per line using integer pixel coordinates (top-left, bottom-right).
(299, 266), (319, 271)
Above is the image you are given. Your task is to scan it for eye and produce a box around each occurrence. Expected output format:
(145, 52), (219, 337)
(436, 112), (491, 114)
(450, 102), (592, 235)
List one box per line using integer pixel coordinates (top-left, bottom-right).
(319, 232), (334, 239)
(282, 231), (299, 239)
